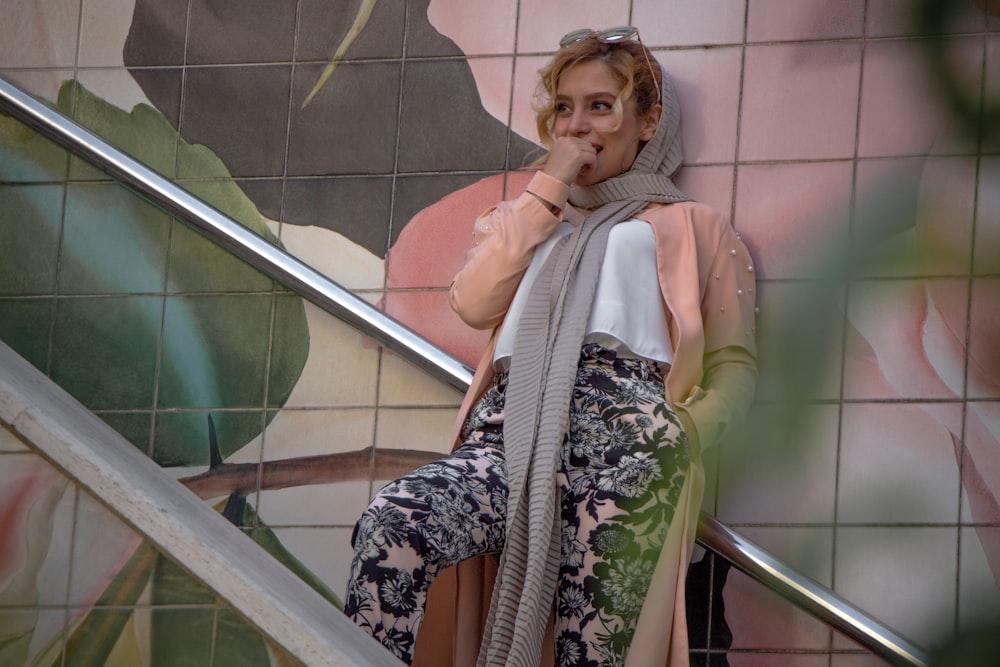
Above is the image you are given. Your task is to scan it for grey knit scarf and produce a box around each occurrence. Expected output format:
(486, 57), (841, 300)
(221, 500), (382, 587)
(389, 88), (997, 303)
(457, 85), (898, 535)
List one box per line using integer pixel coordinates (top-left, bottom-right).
(476, 64), (689, 667)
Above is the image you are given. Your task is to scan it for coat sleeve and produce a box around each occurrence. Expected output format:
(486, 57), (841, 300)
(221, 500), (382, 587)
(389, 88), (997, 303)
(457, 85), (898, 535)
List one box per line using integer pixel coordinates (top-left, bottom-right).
(674, 346), (757, 454)
(449, 171), (569, 330)
(674, 222), (758, 454)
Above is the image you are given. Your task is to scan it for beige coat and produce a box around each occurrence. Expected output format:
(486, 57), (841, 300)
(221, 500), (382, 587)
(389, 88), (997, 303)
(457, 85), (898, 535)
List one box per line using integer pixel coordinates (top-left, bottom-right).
(413, 172), (757, 667)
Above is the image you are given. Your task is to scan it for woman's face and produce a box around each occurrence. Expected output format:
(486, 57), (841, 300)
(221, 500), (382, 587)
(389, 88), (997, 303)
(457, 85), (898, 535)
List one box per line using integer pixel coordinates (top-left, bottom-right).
(552, 59), (659, 187)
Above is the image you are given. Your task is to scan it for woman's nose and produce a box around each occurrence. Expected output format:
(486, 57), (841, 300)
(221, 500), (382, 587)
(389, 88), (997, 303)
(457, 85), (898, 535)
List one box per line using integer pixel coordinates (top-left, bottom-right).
(567, 109), (589, 135)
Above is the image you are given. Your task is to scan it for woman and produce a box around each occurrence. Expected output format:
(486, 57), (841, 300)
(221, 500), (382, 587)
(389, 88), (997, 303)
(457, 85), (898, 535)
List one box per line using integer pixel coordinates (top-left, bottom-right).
(345, 27), (757, 667)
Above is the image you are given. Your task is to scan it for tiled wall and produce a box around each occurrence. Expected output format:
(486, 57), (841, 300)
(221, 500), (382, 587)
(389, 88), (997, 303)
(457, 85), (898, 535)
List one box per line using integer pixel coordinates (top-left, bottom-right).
(1, 1), (998, 665)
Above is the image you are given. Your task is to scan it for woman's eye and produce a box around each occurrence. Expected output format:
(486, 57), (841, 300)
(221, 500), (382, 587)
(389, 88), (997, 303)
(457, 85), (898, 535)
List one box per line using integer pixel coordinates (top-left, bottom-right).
(556, 102), (571, 113)
(593, 100), (613, 111)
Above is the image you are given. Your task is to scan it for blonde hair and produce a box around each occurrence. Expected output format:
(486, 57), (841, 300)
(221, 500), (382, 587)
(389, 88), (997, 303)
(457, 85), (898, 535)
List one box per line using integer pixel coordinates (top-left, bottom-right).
(533, 36), (662, 149)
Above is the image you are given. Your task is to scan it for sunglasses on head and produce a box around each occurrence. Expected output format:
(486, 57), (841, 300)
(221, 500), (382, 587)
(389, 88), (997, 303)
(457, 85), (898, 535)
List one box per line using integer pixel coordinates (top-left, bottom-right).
(558, 26), (661, 104)
(559, 26), (641, 47)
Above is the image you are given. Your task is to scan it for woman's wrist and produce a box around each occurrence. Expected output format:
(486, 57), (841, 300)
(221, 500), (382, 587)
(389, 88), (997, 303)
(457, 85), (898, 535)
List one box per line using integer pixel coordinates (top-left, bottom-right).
(529, 191), (562, 216)
(525, 171), (569, 217)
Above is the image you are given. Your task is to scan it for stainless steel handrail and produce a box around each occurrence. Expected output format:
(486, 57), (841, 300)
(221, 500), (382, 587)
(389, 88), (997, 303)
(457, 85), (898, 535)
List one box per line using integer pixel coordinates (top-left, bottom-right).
(0, 76), (930, 667)
(699, 515), (929, 666)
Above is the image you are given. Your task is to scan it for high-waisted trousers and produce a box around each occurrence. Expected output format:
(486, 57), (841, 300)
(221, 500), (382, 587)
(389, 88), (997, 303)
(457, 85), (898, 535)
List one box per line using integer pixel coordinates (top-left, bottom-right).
(345, 343), (690, 666)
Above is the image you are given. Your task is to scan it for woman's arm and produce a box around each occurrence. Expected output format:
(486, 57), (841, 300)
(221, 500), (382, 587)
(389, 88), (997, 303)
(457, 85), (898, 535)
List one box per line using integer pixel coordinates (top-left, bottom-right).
(675, 223), (758, 454)
(674, 346), (757, 455)
(449, 171), (569, 329)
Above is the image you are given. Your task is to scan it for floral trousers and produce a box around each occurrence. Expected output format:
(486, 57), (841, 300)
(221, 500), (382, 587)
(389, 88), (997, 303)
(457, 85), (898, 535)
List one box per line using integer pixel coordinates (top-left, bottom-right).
(345, 344), (690, 666)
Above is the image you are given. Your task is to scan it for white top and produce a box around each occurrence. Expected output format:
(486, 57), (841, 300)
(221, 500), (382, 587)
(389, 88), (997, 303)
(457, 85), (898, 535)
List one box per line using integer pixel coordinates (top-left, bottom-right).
(493, 218), (673, 368)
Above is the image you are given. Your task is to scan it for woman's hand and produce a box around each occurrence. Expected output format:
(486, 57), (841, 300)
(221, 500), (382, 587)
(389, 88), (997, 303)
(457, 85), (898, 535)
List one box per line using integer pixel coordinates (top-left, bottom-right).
(542, 137), (598, 186)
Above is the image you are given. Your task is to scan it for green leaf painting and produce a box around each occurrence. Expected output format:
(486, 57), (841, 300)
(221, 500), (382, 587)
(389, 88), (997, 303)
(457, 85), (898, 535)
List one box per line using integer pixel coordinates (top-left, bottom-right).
(0, 80), (309, 463)
(62, 543), (158, 667)
(240, 504), (344, 611)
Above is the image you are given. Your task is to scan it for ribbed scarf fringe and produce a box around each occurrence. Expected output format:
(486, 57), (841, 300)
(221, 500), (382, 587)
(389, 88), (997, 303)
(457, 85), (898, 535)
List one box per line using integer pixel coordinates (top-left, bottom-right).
(476, 64), (688, 667)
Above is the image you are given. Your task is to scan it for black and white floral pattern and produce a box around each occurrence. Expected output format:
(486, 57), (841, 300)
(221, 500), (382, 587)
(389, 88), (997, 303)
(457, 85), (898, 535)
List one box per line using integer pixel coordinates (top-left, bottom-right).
(556, 344), (690, 665)
(344, 436), (509, 662)
(345, 344), (689, 666)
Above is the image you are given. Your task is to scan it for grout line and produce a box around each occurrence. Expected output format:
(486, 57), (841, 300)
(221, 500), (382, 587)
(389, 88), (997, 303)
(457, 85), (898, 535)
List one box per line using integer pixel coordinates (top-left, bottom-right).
(8, 601), (225, 611)
(366, 0), (414, 502)
(828, 0), (874, 608)
(251, 290), (280, 532)
(275, 0), (304, 237)
(86, 404), (464, 417)
(48, 29), (991, 71)
(730, 1), (748, 228)
(7, 151), (998, 189)
(60, 486), (82, 667)
(953, 19), (989, 634)
(250, 0), (304, 539)
(716, 0), (751, 526)
(386, 2), (408, 265)
(208, 603), (219, 667)
(44, 3), (87, 385)
(70, 395), (995, 415)
(149, 218), (171, 459)
(175, 0), (194, 180)
(153, 0), (187, 459)
(155, 0), (189, 465)
(502, 0), (522, 182)
(45, 181), (70, 381)
(71, 0), (83, 82)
